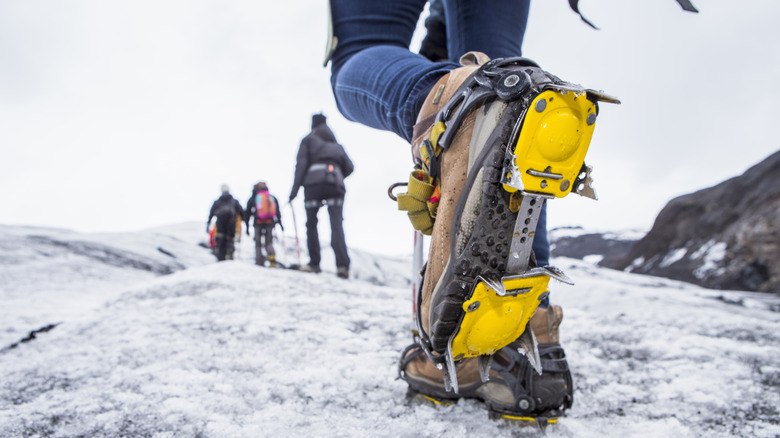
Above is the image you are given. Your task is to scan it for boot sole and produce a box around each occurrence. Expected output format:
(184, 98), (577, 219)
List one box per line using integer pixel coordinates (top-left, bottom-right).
(426, 86), (597, 359)
(402, 341), (573, 420)
(406, 385), (564, 426)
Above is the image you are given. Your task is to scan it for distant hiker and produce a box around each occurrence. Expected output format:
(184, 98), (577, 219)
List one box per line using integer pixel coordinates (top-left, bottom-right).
(289, 113), (354, 279)
(207, 184), (244, 262)
(244, 181), (283, 267)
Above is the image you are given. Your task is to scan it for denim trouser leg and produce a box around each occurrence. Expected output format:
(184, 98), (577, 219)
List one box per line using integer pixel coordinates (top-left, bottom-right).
(330, 0), (455, 142)
(329, 0), (546, 261)
(442, 0), (530, 61)
(330, 0), (531, 141)
(331, 46), (456, 142)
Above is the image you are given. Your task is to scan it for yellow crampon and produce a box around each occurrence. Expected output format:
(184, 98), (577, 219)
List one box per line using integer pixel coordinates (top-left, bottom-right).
(450, 89), (596, 361)
(450, 274), (550, 360)
(504, 89), (598, 198)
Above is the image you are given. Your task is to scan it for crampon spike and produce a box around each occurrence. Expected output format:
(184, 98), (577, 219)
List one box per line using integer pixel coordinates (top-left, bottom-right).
(478, 355), (493, 383)
(445, 342), (459, 393)
(515, 325), (542, 374)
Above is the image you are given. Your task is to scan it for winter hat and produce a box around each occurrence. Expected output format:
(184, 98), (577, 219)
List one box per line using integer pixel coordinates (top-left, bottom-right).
(254, 181), (268, 191)
(221, 184), (230, 194)
(312, 113), (327, 129)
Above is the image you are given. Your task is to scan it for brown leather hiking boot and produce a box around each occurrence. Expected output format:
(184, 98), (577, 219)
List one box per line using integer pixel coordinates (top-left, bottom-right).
(395, 53), (617, 390)
(412, 53), (488, 342)
(530, 304), (563, 344)
(400, 305), (573, 419)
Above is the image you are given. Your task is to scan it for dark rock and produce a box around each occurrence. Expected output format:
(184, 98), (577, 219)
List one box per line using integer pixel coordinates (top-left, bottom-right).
(550, 227), (638, 263)
(602, 150), (780, 293)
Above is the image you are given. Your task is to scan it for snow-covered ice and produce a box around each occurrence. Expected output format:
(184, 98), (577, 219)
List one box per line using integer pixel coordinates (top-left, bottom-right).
(692, 240), (729, 280)
(659, 247), (688, 268)
(0, 224), (778, 437)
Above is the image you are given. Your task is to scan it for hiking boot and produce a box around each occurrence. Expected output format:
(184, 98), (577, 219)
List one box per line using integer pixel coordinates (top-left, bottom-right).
(399, 305), (573, 419)
(396, 52), (617, 388)
(530, 304), (563, 344)
(337, 266), (349, 279)
(299, 264), (321, 273)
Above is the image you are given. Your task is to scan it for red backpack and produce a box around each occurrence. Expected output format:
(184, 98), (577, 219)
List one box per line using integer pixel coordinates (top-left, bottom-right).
(255, 190), (277, 224)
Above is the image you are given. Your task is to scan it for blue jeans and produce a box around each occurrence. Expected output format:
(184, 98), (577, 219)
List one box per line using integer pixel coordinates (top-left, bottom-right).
(330, 0), (530, 142)
(328, 0), (548, 265)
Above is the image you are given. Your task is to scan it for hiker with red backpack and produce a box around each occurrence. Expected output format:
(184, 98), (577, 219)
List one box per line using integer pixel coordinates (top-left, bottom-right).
(208, 184), (244, 261)
(244, 181), (283, 267)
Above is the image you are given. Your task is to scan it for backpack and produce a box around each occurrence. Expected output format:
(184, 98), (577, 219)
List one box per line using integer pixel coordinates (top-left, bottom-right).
(254, 190), (277, 224)
(215, 199), (236, 223)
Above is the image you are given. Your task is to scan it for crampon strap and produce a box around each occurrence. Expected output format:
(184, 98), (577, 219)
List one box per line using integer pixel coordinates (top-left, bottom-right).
(395, 125), (446, 234)
(395, 170), (439, 235)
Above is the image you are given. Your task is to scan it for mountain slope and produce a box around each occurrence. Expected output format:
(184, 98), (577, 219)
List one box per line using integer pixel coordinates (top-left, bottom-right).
(548, 227), (643, 264)
(603, 150), (780, 292)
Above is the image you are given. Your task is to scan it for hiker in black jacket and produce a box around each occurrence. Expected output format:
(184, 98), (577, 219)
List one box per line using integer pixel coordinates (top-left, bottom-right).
(289, 114), (354, 279)
(208, 184), (244, 261)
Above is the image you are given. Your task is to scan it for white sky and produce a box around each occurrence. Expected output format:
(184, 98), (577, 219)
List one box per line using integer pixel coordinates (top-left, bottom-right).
(1, 0), (778, 255)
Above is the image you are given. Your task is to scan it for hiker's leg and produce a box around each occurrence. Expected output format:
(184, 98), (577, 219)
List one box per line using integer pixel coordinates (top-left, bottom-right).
(224, 219), (236, 260)
(264, 225), (275, 258)
(254, 224), (265, 265)
(327, 197), (350, 270)
(441, 0), (530, 61)
(305, 202), (322, 268)
(216, 220), (231, 261)
(329, 0), (459, 141)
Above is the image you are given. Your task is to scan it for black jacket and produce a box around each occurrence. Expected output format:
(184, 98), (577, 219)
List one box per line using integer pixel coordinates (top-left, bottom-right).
(208, 193), (244, 225)
(290, 123), (354, 201)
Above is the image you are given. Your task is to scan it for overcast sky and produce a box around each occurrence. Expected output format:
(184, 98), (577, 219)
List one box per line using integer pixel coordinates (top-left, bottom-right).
(1, 0), (778, 255)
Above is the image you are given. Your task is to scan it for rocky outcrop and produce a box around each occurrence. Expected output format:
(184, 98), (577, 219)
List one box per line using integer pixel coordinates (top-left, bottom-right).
(549, 227), (640, 263)
(602, 150), (780, 293)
